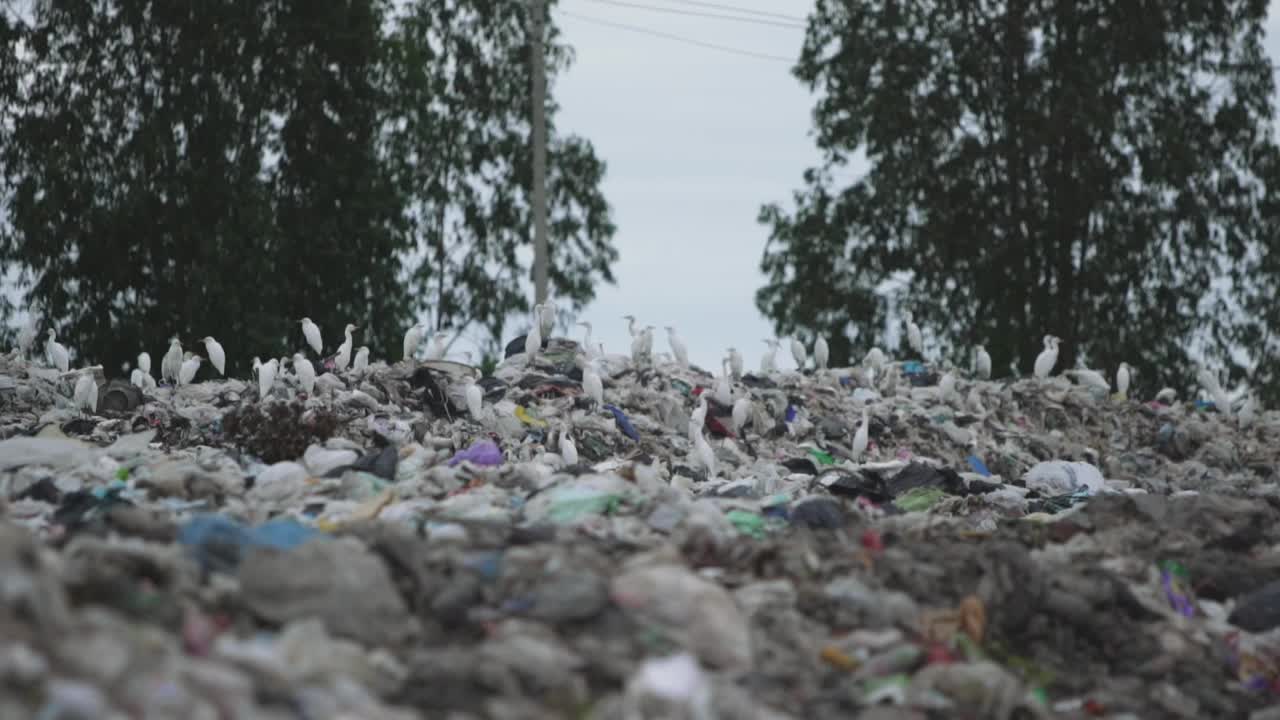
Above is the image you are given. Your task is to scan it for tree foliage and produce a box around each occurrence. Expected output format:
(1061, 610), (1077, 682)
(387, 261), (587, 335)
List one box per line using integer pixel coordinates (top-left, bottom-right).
(760, 0), (1280, 400)
(382, 0), (617, 357)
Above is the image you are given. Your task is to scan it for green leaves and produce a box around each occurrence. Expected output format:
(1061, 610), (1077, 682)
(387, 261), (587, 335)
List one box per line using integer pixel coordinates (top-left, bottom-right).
(761, 0), (1280, 401)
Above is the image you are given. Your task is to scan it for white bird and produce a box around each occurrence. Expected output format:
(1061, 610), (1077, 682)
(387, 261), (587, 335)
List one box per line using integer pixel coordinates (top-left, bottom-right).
(966, 386), (987, 415)
(814, 336), (829, 371)
(714, 359), (733, 406)
(353, 346), (369, 374)
(761, 339), (779, 373)
(790, 337), (807, 371)
(258, 358), (278, 401)
(905, 312), (923, 357)
(17, 320), (37, 358)
(641, 325), (655, 359)
(162, 339), (182, 384)
(334, 324), (358, 371)
(178, 354), (203, 386)
(73, 368), (98, 415)
(732, 396), (752, 435)
(525, 318), (542, 361)
(630, 327), (647, 366)
(130, 368), (144, 387)
(1211, 386), (1233, 416)
(403, 323), (424, 361)
(292, 354), (316, 393)
(201, 336), (226, 376)
(851, 408), (869, 460)
(582, 361), (604, 408)
(1067, 367), (1110, 392)
(539, 300), (556, 337)
(665, 326), (688, 369)
(560, 427), (579, 466)
(464, 375), (483, 420)
(864, 347), (886, 370)
(973, 345), (991, 380)
(727, 347), (743, 379)
(1116, 362), (1131, 398)
(138, 351), (151, 375)
(623, 314), (640, 338)
(45, 330), (69, 373)
(426, 331), (447, 361)
(578, 321), (594, 356)
(938, 371), (957, 405)
(1033, 335), (1059, 379)
(1239, 394), (1258, 429)
(299, 318), (323, 356)
(689, 393), (708, 442)
(693, 429), (717, 479)
(1155, 387), (1177, 404)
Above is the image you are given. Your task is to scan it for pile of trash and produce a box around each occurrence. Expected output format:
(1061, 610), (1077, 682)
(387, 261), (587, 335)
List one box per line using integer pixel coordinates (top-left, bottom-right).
(2, 337), (1279, 719)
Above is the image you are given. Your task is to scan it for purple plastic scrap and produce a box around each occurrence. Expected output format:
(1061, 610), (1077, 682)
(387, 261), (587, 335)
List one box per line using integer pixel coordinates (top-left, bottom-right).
(448, 439), (504, 467)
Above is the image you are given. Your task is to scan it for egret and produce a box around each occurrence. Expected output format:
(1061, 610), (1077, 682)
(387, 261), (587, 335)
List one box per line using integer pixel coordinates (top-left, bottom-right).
(560, 427), (579, 466)
(1116, 362), (1131, 398)
(689, 393), (708, 442)
(464, 375), (484, 420)
(403, 323), (424, 361)
(130, 368), (144, 387)
(201, 336), (226, 376)
(732, 396), (752, 435)
(1155, 387), (1177, 404)
(258, 358), (278, 401)
(974, 345), (991, 380)
(426, 331), (447, 361)
(789, 337), (807, 371)
(665, 326), (689, 369)
(162, 339), (182, 384)
(138, 352), (151, 375)
(641, 325), (655, 359)
(73, 368), (98, 415)
(1239, 394), (1258, 429)
(693, 429), (717, 479)
(864, 347), (886, 370)
(727, 347), (743, 379)
(539, 300), (556, 337)
(300, 318), (323, 356)
(761, 339), (779, 373)
(851, 408), (869, 460)
(292, 354), (316, 394)
(1033, 335), (1059, 379)
(815, 336), (829, 371)
(630, 327), (647, 366)
(1196, 365), (1223, 395)
(714, 358), (733, 406)
(525, 318), (542, 361)
(17, 320), (37, 358)
(966, 386), (987, 415)
(335, 324), (358, 371)
(577, 321), (594, 356)
(1067, 366), (1109, 392)
(353, 346), (369, 374)
(938, 371), (957, 405)
(905, 312), (923, 358)
(622, 314), (640, 338)
(1212, 386), (1232, 416)
(582, 361), (604, 408)
(178, 354), (203, 386)
(45, 330), (69, 373)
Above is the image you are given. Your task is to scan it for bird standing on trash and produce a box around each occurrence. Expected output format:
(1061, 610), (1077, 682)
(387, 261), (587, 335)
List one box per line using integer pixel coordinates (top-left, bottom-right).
(689, 393), (708, 441)
(353, 346), (369, 374)
(201, 337), (226, 376)
(623, 314), (640, 338)
(539, 300), (556, 337)
(761, 339), (779, 373)
(403, 323), (424, 361)
(526, 310), (543, 361)
(335, 324), (358, 371)
(73, 367), (98, 415)
(1116, 362), (1131, 399)
(864, 347), (886, 371)
(694, 428), (717, 479)
(583, 360), (604, 408)
(973, 346), (991, 380)
(45, 330), (69, 373)
(666, 326), (688, 369)
(1033, 336), (1059, 379)
(851, 408), (869, 460)
(300, 318), (323, 356)
(161, 339), (182, 385)
(790, 337), (807, 371)
(560, 426), (579, 466)
(258, 358), (278, 400)
(578, 321), (594, 356)
(178, 355), (203, 386)
(938, 370), (957, 405)
(464, 375), (484, 420)
(17, 320), (37, 359)
(292, 353), (316, 394)
(1067, 365), (1110, 393)
(815, 336), (829, 371)
(732, 396), (752, 435)
(904, 312), (923, 358)
(138, 352), (151, 376)
(714, 359), (733, 406)
(727, 347), (743, 379)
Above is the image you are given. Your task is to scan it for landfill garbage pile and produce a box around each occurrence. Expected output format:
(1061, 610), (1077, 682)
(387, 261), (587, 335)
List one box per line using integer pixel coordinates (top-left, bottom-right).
(1, 339), (1279, 719)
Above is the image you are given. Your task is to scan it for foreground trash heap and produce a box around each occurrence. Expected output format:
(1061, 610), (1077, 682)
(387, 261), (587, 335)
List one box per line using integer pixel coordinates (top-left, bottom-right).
(2, 339), (1280, 720)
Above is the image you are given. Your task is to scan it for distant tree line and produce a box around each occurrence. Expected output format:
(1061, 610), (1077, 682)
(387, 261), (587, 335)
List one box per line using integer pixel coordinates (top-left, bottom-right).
(0, 0), (616, 375)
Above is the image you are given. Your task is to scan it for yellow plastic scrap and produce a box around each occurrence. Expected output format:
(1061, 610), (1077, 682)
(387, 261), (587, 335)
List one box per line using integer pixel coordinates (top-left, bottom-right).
(820, 645), (860, 671)
(515, 405), (548, 428)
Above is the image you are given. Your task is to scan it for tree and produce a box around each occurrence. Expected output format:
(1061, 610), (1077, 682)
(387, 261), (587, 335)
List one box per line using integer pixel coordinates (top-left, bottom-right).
(759, 0), (1280, 399)
(0, 0), (412, 375)
(381, 0), (618, 358)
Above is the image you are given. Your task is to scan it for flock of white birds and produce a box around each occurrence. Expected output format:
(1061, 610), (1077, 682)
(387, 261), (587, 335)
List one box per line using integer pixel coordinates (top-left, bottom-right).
(10, 302), (1263, 481)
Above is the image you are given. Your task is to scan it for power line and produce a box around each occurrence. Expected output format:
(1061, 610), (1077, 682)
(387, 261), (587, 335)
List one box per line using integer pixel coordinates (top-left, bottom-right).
(668, 0), (807, 24)
(557, 9), (796, 63)
(573, 0), (807, 30)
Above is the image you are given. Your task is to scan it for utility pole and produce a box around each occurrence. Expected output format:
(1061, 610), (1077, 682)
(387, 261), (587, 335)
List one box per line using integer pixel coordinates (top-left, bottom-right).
(530, 0), (549, 305)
